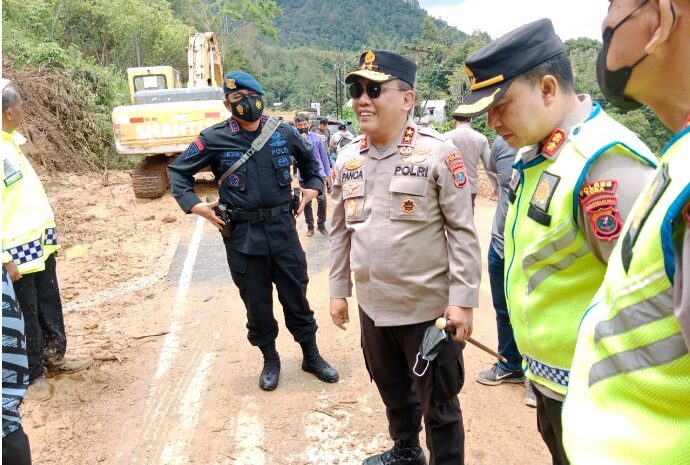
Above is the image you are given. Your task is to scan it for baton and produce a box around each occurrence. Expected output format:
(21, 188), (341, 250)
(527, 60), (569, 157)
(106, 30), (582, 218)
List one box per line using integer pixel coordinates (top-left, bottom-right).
(435, 317), (507, 364)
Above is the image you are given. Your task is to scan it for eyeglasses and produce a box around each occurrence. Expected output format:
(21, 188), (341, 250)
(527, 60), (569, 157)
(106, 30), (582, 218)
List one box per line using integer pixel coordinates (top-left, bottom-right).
(348, 81), (407, 99)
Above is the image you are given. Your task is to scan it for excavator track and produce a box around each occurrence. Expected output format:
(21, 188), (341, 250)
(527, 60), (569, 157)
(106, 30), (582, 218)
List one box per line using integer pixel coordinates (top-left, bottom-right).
(131, 155), (169, 199)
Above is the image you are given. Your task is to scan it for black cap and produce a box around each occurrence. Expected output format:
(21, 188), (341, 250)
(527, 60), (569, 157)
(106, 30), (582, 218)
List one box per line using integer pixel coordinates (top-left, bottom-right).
(454, 19), (565, 118)
(345, 50), (417, 87)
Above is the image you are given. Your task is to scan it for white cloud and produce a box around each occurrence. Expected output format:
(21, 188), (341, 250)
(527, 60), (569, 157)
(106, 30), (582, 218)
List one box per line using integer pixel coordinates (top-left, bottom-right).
(421, 0), (609, 41)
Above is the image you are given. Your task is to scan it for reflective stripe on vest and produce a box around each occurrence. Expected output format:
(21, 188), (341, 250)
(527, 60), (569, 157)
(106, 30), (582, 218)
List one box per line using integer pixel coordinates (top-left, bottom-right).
(562, 127), (690, 465)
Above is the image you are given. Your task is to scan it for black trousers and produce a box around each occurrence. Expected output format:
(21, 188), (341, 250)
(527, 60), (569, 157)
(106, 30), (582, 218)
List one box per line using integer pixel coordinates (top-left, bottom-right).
(533, 387), (570, 465)
(224, 242), (318, 347)
(360, 308), (465, 465)
(13, 254), (67, 381)
(2, 426), (32, 465)
(301, 181), (327, 229)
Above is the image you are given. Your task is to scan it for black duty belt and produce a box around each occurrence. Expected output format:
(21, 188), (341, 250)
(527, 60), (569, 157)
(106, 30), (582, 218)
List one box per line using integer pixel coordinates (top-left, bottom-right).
(228, 202), (292, 222)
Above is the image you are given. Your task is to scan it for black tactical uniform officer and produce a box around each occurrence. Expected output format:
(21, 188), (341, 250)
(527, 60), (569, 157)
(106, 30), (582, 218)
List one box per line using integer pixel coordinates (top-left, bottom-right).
(168, 70), (339, 391)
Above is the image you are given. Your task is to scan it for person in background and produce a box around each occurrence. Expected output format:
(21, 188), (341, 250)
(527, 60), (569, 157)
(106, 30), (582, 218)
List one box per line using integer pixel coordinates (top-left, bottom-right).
(444, 114), (491, 210)
(314, 117), (331, 149)
(295, 113), (332, 236)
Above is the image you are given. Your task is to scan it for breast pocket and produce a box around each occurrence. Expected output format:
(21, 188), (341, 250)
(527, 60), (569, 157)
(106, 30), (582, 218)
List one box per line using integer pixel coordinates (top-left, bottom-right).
(389, 176), (428, 221)
(343, 179), (366, 224)
(221, 162), (247, 191)
(272, 154), (293, 187)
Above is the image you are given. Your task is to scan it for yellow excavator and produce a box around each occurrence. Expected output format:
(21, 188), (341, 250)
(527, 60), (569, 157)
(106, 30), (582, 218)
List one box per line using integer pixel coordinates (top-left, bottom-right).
(112, 32), (229, 198)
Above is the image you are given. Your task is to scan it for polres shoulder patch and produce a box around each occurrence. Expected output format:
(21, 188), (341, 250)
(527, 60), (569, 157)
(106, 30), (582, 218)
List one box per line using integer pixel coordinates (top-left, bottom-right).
(579, 179), (622, 242)
(445, 151), (467, 189)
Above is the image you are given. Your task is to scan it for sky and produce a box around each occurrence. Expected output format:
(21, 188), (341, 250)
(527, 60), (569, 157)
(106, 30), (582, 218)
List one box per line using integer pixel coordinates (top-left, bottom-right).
(418, 0), (609, 41)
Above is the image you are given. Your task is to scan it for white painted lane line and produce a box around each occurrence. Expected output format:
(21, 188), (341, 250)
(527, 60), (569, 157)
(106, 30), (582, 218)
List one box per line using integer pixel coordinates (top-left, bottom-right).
(159, 350), (217, 465)
(154, 216), (205, 380)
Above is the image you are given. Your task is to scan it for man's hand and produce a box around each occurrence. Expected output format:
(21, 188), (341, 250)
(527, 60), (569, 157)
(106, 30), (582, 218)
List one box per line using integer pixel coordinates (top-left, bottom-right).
(5, 260), (22, 282)
(443, 306), (474, 342)
(330, 298), (350, 330)
(296, 188), (319, 216)
(325, 176), (333, 190)
(191, 200), (225, 231)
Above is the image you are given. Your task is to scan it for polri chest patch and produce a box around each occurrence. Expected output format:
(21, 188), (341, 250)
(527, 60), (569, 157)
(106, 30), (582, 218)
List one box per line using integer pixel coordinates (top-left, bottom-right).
(528, 171), (560, 226)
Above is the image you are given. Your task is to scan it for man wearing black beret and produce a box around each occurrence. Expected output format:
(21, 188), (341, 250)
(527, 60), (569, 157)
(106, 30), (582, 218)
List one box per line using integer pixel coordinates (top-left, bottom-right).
(454, 19), (656, 464)
(330, 50), (481, 465)
(168, 70), (339, 392)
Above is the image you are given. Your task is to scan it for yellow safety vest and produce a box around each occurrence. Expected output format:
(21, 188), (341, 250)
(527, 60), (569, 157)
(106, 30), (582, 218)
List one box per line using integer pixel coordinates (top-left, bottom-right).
(1, 130), (59, 274)
(504, 106), (656, 394)
(563, 126), (690, 464)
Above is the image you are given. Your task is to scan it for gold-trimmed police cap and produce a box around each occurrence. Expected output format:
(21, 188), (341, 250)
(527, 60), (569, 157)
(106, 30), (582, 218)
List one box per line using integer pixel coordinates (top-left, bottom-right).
(454, 19), (566, 118)
(345, 50), (417, 87)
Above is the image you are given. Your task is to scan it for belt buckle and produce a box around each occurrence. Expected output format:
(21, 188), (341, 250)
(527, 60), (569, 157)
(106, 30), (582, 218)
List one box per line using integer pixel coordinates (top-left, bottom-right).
(258, 208), (272, 221)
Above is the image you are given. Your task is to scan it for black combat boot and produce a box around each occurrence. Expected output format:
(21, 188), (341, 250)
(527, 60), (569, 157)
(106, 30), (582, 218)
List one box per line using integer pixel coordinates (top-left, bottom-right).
(363, 438), (427, 465)
(300, 338), (339, 383)
(259, 341), (280, 391)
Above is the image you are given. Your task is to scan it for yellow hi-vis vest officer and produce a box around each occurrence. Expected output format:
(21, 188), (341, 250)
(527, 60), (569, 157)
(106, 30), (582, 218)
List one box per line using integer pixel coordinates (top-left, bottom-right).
(2, 130), (60, 274)
(563, 123), (690, 465)
(503, 105), (656, 395)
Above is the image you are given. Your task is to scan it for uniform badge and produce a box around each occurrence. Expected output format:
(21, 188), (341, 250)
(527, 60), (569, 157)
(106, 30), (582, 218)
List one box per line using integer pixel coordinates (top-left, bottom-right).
(579, 179), (623, 241)
(401, 198), (416, 214)
(401, 126), (416, 146)
(345, 198), (358, 218)
(359, 136), (369, 153)
(622, 164), (670, 271)
(344, 182), (360, 196)
(405, 155), (427, 164)
(414, 146), (432, 155)
(269, 131), (286, 147)
(229, 119), (240, 134)
(398, 146), (414, 156)
(542, 128), (566, 158)
(225, 78), (236, 90)
(344, 159), (363, 171)
(228, 174), (241, 187)
(184, 137), (204, 159)
(362, 51), (378, 71)
(445, 152), (467, 189)
(236, 104), (244, 116)
(527, 171), (560, 226)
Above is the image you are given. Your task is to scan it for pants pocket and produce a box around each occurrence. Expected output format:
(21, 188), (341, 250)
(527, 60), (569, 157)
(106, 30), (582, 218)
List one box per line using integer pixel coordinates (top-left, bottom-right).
(431, 340), (465, 406)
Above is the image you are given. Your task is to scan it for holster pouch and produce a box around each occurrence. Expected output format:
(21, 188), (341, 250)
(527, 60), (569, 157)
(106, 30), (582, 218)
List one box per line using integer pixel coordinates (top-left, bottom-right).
(214, 203), (232, 239)
(291, 187), (302, 216)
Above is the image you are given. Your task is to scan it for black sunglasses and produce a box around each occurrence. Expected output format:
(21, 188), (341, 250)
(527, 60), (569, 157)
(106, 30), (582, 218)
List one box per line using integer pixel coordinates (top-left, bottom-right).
(348, 81), (406, 99)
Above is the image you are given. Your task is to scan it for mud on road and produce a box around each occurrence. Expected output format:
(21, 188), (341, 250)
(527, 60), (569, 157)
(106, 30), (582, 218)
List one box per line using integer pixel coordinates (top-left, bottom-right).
(20, 170), (549, 465)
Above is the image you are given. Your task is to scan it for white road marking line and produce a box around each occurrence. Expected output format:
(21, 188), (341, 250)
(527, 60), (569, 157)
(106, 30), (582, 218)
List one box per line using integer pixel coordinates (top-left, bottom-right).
(233, 399), (265, 465)
(154, 216), (205, 380)
(159, 351), (217, 465)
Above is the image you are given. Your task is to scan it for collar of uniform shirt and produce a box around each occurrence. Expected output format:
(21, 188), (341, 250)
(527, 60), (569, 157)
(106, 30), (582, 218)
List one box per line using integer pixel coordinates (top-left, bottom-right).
(520, 94), (593, 164)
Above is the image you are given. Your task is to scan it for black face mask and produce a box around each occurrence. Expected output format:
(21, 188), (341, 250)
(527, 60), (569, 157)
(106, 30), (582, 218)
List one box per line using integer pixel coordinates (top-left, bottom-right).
(596, 0), (651, 111)
(231, 95), (264, 122)
(297, 127), (309, 135)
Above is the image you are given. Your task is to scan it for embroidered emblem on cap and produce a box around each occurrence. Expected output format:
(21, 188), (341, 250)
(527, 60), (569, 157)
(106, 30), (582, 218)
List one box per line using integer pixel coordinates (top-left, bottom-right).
(401, 198), (416, 214)
(362, 51), (377, 71)
(344, 159), (363, 171)
(226, 78), (236, 90)
(542, 128), (566, 158)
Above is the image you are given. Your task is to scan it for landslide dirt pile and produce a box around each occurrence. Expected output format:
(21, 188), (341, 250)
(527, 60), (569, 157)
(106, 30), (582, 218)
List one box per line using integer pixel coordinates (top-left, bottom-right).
(2, 59), (113, 173)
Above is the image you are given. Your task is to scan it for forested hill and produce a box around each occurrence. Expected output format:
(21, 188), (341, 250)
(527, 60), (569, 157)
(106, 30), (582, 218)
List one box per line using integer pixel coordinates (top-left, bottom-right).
(274, 0), (467, 50)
